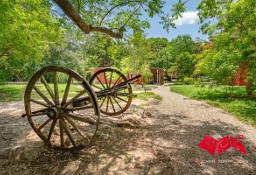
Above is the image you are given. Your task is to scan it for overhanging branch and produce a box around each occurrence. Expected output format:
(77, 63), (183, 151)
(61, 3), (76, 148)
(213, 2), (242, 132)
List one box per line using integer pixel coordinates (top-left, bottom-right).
(53, 0), (123, 38)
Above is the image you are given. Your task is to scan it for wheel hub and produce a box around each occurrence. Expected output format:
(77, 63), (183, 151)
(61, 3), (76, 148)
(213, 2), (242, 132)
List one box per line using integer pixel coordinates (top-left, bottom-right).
(47, 106), (63, 119)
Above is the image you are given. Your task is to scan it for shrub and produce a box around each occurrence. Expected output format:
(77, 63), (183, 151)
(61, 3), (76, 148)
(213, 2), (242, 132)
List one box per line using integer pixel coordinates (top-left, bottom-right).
(174, 81), (185, 85)
(183, 77), (195, 85)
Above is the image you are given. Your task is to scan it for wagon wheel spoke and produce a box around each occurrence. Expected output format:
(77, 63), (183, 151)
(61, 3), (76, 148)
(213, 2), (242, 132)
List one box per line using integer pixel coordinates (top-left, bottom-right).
(106, 96), (110, 113)
(109, 96), (116, 113)
(61, 118), (76, 147)
(111, 96), (123, 110)
(30, 99), (49, 108)
(65, 113), (96, 125)
(33, 86), (54, 106)
(61, 75), (72, 105)
(41, 75), (55, 102)
(96, 76), (106, 89)
(30, 108), (48, 117)
(91, 84), (103, 91)
(48, 119), (57, 141)
(109, 71), (113, 88)
(100, 96), (106, 108)
(37, 119), (52, 131)
(63, 89), (86, 108)
(116, 96), (128, 103)
(113, 75), (121, 86)
(64, 116), (90, 142)
(104, 71), (109, 88)
(54, 71), (60, 105)
(59, 118), (65, 147)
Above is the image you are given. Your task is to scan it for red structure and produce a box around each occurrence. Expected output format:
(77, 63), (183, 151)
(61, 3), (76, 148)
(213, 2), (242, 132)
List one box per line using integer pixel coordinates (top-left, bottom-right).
(127, 73), (142, 85)
(233, 64), (247, 86)
(150, 68), (166, 85)
(86, 67), (142, 85)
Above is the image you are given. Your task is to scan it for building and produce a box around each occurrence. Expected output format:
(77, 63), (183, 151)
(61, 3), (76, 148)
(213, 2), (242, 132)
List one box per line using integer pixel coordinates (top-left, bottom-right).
(150, 68), (166, 85)
(233, 64), (247, 86)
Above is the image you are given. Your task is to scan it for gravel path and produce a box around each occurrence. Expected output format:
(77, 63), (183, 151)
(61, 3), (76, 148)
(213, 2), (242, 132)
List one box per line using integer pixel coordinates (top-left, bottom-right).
(0, 87), (256, 174)
(150, 86), (256, 174)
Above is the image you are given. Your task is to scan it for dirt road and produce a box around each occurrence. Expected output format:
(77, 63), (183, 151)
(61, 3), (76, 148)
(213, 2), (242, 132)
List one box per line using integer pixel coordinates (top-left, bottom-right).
(0, 86), (256, 174)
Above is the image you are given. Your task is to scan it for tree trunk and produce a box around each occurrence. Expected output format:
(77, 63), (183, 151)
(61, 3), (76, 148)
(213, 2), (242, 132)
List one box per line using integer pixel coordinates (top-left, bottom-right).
(246, 79), (254, 98)
(13, 69), (25, 82)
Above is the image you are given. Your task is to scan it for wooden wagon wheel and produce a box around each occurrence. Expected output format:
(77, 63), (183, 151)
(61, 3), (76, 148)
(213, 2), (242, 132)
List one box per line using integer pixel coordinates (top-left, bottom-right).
(24, 66), (100, 150)
(89, 68), (133, 116)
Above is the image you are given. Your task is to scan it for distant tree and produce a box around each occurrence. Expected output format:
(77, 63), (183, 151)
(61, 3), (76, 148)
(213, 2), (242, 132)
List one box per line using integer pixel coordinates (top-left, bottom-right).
(167, 35), (196, 78)
(120, 33), (152, 79)
(147, 38), (169, 68)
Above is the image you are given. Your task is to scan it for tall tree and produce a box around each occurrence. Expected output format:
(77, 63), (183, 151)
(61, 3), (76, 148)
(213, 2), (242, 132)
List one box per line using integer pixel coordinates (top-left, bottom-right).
(0, 0), (63, 81)
(198, 0), (256, 96)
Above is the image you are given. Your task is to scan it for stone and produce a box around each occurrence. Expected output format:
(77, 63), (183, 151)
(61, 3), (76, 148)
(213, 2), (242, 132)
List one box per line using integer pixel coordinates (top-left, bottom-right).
(60, 160), (81, 175)
(8, 141), (44, 163)
(147, 98), (161, 105)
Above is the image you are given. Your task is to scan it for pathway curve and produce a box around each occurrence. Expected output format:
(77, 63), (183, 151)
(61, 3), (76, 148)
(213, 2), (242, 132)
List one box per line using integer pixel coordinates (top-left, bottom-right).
(149, 86), (256, 174)
(0, 87), (256, 174)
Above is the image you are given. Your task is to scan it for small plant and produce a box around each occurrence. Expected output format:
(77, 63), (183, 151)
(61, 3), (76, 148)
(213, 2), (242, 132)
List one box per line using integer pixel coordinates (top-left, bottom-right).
(183, 77), (194, 85)
(135, 92), (162, 101)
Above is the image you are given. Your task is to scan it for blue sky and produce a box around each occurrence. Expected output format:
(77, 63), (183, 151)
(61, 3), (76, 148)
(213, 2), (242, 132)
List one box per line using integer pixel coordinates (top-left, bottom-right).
(144, 0), (208, 41)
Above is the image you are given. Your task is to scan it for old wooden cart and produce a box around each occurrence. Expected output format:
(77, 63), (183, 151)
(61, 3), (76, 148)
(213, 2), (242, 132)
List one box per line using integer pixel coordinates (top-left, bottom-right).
(23, 66), (140, 150)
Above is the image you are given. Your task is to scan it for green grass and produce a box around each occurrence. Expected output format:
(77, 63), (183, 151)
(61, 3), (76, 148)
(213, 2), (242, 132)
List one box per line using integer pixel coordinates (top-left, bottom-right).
(0, 84), (162, 103)
(135, 91), (162, 101)
(0, 85), (27, 102)
(0, 84), (81, 102)
(171, 85), (256, 126)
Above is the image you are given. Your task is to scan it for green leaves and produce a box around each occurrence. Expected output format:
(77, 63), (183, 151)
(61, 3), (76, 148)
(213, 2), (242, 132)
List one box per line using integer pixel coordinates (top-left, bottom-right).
(197, 0), (256, 94)
(0, 0), (64, 81)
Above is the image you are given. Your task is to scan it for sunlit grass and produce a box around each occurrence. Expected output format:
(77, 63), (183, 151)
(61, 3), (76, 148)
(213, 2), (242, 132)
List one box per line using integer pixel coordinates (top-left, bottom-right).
(135, 91), (162, 101)
(171, 85), (256, 126)
(0, 84), (81, 102)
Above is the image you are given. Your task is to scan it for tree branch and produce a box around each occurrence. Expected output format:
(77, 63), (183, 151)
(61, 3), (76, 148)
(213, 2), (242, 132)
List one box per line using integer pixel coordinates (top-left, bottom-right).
(53, 0), (123, 38)
(123, 2), (144, 27)
(99, 0), (142, 25)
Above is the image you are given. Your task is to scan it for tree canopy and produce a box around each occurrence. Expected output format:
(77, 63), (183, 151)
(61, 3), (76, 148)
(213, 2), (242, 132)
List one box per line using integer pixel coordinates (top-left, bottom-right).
(1, 0), (255, 98)
(0, 0), (63, 81)
(196, 0), (256, 95)
(53, 0), (190, 38)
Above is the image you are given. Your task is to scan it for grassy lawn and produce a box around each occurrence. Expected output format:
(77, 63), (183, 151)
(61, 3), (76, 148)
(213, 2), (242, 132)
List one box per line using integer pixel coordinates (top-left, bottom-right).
(171, 85), (256, 126)
(135, 91), (162, 101)
(0, 85), (27, 102)
(0, 84), (81, 102)
(0, 84), (162, 102)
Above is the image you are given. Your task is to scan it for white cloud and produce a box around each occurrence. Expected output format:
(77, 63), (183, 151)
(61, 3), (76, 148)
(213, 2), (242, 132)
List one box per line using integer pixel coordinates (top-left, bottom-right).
(173, 11), (199, 26)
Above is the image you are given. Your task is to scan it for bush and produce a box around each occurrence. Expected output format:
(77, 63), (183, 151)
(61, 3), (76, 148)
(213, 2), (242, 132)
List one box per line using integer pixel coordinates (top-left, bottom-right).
(194, 81), (199, 87)
(183, 77), (195, 85)
(174, 81), (185, 85)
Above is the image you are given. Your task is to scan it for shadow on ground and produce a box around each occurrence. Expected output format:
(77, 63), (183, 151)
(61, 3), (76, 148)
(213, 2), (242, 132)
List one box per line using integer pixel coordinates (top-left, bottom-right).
(0, 102), (256, 175)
